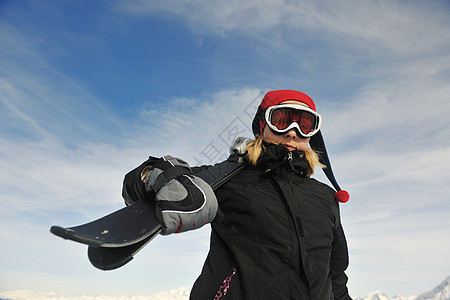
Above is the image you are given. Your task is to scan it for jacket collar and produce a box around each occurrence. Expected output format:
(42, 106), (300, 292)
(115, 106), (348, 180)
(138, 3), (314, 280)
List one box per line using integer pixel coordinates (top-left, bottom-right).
(256, 142), (310, 179)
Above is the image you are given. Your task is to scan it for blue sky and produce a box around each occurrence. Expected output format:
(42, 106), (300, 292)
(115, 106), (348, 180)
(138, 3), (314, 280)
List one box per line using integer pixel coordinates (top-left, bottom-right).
(1, 0), (450, 298)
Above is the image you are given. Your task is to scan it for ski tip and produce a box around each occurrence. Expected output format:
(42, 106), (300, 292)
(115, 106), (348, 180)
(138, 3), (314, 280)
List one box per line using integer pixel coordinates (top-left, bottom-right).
(51, 225), (83, 242)
(50, 225), (69, 238)
(88, 247), (134, 271)
(50, 225), (104, 247)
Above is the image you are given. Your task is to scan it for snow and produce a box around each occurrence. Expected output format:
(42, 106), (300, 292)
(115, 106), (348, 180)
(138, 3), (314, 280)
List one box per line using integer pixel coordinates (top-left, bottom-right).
(354, 276), (450, 300)
(355, 291), (417, 300)
(1, 276), (449, 300)
(0, 288), (189, 300)
(416, 276), (450, 300)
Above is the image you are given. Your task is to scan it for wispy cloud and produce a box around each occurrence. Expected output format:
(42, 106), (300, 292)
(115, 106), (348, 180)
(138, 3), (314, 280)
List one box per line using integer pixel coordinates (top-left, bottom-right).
(134, 88), (263, 160)
(318, 49), (450, 294)
(0, 20), (125, 144)
(115, 0), (450, 55)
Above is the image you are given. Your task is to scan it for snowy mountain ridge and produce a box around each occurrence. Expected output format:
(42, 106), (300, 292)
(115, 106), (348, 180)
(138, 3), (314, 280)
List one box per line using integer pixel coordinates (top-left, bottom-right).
(355, 276), (450, 300)
(0, 288), (190, 300)
(1, 276), (449, 300)
(355, 290), (416, 300)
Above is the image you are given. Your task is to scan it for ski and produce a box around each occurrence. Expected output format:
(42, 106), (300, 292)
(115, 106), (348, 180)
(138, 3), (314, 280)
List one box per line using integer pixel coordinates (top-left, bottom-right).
(50, 199), (161, 248)
(87, 228), (161, 270)
(51, 156), (246, 269)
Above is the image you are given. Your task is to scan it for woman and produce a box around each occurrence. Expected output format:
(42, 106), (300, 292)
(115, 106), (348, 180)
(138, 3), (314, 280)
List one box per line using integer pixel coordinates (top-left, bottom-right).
(189, 90), (352, 299)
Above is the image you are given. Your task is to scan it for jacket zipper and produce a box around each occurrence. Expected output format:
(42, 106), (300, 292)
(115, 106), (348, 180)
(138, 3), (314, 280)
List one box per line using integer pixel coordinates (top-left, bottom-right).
(287, 151), (295, 172)
(288, 151), (293, 160)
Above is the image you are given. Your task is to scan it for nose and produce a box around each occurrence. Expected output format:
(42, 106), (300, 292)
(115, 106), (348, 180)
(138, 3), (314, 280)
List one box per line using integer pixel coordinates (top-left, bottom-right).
(284, 129), (298, 140)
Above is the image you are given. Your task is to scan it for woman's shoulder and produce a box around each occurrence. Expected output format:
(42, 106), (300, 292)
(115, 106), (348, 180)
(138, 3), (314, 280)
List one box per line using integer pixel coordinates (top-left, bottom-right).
(305, 177), (335, 191)
(223, 164), (268, 185)
(295, 177), (340, 207)
(216, 164), (276, 195)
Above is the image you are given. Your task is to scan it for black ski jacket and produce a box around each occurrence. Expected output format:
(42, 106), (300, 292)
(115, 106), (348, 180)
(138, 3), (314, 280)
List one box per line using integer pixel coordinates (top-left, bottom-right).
(190, 143), (351, 300)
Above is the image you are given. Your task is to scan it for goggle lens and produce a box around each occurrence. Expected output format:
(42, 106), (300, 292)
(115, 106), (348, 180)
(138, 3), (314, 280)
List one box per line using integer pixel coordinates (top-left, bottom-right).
(265, 104), (321, 137)
(270, 108), (316, 134)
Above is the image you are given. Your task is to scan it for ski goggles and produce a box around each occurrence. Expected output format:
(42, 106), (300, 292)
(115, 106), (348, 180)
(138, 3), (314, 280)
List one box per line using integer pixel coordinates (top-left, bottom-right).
(264, 103), (322, 138)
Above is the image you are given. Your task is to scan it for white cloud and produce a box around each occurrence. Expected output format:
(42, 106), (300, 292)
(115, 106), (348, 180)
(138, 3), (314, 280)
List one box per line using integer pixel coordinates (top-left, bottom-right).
(133, 87), (264, 163)
(115, 0), (450, 56)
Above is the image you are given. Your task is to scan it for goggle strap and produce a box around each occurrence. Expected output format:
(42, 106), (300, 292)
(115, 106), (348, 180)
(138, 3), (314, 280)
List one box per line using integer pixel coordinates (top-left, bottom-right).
(252, 105), (266, 135)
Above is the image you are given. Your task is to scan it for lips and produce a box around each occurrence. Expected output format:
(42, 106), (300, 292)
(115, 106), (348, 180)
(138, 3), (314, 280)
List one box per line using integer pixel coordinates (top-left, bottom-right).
(282, 144), (296, 151)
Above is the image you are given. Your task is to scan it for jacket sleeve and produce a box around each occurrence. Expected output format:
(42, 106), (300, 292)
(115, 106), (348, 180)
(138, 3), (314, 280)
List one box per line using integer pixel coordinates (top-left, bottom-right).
(330, 205), (352, 300)
(191, 165), (212, 174)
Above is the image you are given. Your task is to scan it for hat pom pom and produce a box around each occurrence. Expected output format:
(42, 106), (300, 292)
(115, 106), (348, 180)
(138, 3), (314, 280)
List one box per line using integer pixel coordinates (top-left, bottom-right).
(335, 190), (349, 203)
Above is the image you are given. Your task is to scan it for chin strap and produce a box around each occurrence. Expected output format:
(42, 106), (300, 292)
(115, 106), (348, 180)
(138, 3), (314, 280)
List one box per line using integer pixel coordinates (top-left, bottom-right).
(309, 130), (349, 203)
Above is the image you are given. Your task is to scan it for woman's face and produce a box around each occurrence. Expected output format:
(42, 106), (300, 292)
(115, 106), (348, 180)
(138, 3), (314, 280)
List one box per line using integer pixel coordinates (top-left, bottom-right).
(262, 100), (311, 151)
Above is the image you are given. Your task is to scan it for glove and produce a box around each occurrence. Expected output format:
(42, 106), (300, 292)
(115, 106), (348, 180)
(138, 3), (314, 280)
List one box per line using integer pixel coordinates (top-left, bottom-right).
(144, 155), (218, 235)
(122, 156), (161, 206)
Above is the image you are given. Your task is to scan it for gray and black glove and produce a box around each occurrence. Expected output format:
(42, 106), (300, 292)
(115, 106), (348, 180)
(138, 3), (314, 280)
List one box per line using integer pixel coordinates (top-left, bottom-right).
(144, 155), (218, 235)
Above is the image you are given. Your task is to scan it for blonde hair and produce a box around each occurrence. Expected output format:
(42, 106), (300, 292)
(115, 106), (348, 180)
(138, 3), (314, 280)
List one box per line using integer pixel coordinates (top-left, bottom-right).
(245, 135), (325, 177)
